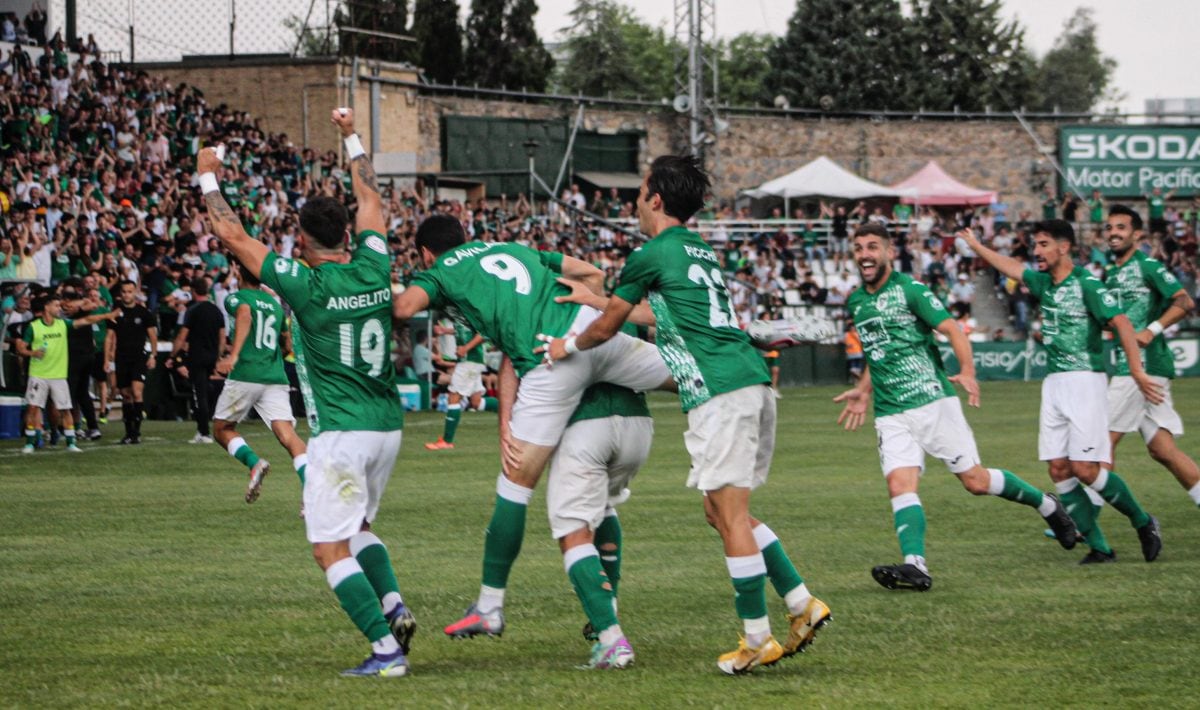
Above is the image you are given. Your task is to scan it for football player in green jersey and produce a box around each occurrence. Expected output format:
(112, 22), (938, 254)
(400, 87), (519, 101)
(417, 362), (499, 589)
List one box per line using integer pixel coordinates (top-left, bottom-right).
(962, 221), (1165, 564)
(211, 259), (307, 504)
(197, 107), (413, 677)
(426, 320), (495, 450)
(833, 224), (1077, 592)
(544, 155), (830, 675)
(1103, 205), (1200, 507)
(393, 216), (672, 642)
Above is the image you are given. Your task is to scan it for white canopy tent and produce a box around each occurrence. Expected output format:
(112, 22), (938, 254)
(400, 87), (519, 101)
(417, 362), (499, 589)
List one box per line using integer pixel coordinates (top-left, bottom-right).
(744, 156), (917, 212)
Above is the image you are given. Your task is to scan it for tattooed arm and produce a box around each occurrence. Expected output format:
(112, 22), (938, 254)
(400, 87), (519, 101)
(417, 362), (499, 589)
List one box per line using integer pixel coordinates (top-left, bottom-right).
(330, 108), (386, 236)
(197, 147), (269, 279)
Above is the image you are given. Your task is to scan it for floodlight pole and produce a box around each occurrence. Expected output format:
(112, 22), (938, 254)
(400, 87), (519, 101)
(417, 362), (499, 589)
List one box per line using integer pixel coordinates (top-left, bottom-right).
(524, 139), (540, 214)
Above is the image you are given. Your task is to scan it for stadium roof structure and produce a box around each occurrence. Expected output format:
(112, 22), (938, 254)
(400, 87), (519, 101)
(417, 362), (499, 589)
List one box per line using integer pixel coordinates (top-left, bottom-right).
(743, 156), (917, 201)
(892, 161), (998, 206)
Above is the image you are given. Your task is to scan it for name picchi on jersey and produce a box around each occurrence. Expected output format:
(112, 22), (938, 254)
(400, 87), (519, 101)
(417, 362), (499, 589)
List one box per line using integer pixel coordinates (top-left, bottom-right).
(325, 288), (391, 311)
(441, 243), (498, 266)
(684, 244), (719, 264)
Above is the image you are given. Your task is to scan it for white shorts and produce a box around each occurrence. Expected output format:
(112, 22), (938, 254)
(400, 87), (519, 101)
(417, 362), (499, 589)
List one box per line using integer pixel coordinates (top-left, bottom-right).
(303, 429), (403, 543)
(875, 396), (980, 476)
(546, 415), (653, 539)
(510, 306), (671, 447)
(213, 379), (295, 424)
(1108, 375), (1184, 443)
(1039, 371), (1110, 462)
(25, 377), (71, 410)
(449, 361), (487, 398)
(684, 385), (775, 491)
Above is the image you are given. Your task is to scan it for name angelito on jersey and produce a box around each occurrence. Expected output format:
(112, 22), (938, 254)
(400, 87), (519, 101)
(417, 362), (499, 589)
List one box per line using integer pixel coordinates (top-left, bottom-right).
(325, 287), (391, 311)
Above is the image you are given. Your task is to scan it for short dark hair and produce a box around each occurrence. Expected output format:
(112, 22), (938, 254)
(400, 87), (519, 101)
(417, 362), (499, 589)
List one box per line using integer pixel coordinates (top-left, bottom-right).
(233, 257), (260, 287)
(853, 223), (890, 242)
(192, 277), (209, 296)
(645, 155), (710, 223)
(1033, 219), (1075, 245)
(416, 214), (466, 257)
(299, 197), (349, 250)
(1108, 204), (1144, 231)
(117, 279), (137, 293)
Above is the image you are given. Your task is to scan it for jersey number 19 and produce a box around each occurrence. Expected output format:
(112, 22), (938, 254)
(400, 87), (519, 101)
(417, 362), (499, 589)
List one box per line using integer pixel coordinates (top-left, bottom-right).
(339, 317), (386, 376)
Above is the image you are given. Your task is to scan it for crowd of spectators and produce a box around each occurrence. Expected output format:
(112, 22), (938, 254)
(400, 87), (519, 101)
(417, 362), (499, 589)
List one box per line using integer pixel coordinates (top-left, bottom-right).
(2, 23), (1199, 421)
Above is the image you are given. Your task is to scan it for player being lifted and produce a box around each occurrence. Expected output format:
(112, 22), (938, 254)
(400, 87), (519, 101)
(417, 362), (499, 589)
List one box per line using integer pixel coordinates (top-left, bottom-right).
(197, 107), (414, 677)
(961, 221), (1164, 564)
(1102, 205), (1200, 508)
(425, 320), (497, 451)
(832, 224), (1078, 591)
(211, 260), (308, 503)
(543, 155), (829, 675)
(392, 215), (673, 653)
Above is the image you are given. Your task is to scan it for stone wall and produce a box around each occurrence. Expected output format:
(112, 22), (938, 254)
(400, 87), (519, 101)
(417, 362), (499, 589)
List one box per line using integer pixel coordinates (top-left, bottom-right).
(130, 58), (1063, 213)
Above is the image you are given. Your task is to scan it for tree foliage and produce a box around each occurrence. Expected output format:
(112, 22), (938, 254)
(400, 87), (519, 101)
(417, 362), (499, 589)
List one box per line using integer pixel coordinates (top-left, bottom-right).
(764, 0), (915, 112)
(717, 33), (773, 107)
(412, 0), (463, 84)
(336, 0), (410, 62)
(462, 0), (554, 91)
(1032, 7), (1118, 113)
(556, 0), (676, 99)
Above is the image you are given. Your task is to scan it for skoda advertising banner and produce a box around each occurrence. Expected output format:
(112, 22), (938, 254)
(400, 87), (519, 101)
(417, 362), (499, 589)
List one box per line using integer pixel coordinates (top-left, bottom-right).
(940, 338), (1200, 381)
(1060, 126), (1200, 198)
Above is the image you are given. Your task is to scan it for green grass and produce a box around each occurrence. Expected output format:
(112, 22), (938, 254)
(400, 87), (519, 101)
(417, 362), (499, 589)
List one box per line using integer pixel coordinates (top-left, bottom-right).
(3, 381), (1200, 707)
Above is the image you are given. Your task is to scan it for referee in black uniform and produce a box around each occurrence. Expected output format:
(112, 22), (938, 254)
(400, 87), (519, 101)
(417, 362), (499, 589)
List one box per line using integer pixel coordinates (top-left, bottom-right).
(104, 280), (158, 444)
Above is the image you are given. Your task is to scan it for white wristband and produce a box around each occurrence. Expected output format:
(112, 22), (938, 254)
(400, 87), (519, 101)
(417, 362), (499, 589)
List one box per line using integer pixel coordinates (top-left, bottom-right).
(344, 134), (365, 159)
(1147, 321), (1164, 336)
(564, 336), (580, 355)
(198, 172), (219, 194)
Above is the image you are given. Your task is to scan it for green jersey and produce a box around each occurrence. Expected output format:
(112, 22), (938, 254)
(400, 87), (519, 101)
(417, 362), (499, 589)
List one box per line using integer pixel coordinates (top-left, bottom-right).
(892, 204), (913, 223)
(90, 305), (110, 351)
(445, 320), (485, 364)
(260, 229), (403, 435)
(847, 272), (955, 417)
(1148, 195), (1166, 219)
(410, 242), (580, 377)
(24, 318), (71, 379)
(1089, 199), (1104, 223)
(1042, 198), (1058, 219)
(1023, 266), (1121, 374)
(1105, 251), (1181, 378)
(224, 288), (289, 385)
(613, 226), (768, 412)
(568, 322), (651, 424)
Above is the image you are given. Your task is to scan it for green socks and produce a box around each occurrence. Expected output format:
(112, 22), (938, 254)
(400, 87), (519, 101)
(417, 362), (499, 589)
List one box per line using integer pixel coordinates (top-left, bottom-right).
(481, 474), (533, 589)
(1090, 469), (1151, 528)
(988, 468), (1045, 508)
(443, 404), (462, 444)
(481, 396), (499, 412)
(25, 428), (36, 447)
(891, 493), (927, 558)
(227, 436), (260, 469)
(752, 523), (805, 597)
(594, 512), (622, 597)
(325, 557), (392, 644)
(351, 531), (403, 615)
(1058, 480), (1112, 554)
(294, 453), (308, 485)
(726, 554), (769, 620)
(565, 545), (618, 632)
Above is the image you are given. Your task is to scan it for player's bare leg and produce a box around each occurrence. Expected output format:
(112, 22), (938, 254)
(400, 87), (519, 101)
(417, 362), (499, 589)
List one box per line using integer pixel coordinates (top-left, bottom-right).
(1117, 429), (1200, 506)
(956, 464), (1077, 549)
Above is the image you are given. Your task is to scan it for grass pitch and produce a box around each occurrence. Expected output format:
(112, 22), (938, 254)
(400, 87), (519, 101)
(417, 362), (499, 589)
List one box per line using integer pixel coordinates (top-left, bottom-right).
(3, 380), (1200, 707)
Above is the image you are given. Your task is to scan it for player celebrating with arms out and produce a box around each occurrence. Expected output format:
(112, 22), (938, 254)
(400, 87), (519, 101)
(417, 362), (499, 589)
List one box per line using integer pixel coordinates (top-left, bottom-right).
(542, 155), (830, 675)
(832, 224), (1078, 592)
(1102, 205), (1200, 509)
(197, 107), (414, 677)
(961, 221), (1164, 564)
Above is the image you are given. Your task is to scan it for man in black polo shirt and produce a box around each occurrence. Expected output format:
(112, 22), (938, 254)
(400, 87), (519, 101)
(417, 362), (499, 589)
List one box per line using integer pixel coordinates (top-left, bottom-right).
(167, 277), (226, 444)
(60, 279), (106, 440)
(104, 280), (158, 444)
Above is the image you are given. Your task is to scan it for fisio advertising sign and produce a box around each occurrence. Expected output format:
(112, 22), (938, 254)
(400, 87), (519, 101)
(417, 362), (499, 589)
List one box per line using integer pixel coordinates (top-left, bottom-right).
(1059, 126), (1200, 198)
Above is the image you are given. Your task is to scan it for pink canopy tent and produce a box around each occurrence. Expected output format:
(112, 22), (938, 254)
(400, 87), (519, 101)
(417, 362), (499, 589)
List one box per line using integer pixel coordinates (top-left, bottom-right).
(892, 161), (998, 206)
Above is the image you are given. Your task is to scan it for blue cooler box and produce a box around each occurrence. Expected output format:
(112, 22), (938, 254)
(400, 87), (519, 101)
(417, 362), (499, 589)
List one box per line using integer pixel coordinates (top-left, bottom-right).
(396, 384), (422, 412)
(0, 396), (23, 439)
